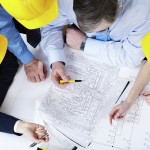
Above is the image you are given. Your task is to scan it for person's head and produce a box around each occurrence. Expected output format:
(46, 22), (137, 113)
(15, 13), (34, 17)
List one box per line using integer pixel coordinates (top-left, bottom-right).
(74, 0), (119, 32)
(0, 0), (58, 29)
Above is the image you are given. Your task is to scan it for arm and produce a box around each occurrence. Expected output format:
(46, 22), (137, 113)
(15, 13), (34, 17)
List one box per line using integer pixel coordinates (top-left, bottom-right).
(84, 20), (150, 67)
(67, 21), (150, 67)
(40, 12), (67, 66)
(84, 35), (145, 67)
(0, 6), (34, 64)
(109, 62), (150, 124)
(0, 6), (47, 83)
(126, 62), (150, 103)
(0, 112), (48, 143)
(0, 112), (19, 135)
(40, 1), (70, 88)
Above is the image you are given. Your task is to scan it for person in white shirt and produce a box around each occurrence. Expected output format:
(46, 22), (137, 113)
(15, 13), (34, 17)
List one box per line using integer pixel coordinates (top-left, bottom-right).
(40, 0), (150, 87)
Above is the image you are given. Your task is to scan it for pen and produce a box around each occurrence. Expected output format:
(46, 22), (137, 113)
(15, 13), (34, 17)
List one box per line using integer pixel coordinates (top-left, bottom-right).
(29, 133), (49, 148)
(37, 148), (48, 150)
(59, 80), (83, 84)
(115, 81), (130, 104)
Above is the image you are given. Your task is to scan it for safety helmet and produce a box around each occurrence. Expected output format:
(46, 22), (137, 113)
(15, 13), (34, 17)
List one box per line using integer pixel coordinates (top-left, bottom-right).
(0, 0), (58, 29)
(142, 32), (150, 61)
(0, 35), (8, 64)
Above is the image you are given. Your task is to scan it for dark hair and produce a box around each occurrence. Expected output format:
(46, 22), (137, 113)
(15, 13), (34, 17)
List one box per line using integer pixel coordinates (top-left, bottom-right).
(74, 0), (119, 32)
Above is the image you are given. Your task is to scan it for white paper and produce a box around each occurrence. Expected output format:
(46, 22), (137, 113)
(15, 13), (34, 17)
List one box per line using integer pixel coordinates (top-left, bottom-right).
(39, 47), (128, 149)
(92, 82), (150, 150)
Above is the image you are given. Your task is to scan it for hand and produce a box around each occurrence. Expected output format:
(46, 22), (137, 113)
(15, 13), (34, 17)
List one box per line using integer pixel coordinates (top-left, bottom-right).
(16, 121), (49, 143)
(51, 61), (70, 88)
(109, 101), (132, 125)
(66, 28), (87, 50)
(141, 91), (150, 105)
(24, 59), (47, 83)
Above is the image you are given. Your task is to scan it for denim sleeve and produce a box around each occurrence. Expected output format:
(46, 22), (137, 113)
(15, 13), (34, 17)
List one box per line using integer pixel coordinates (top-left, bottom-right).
(0, 6), (34, 64)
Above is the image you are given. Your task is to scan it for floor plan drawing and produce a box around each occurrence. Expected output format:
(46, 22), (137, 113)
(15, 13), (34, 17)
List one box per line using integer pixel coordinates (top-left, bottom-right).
(39, 47), (128, 149)
(92, 82), (150, 150)
(39, 48), (150, 150)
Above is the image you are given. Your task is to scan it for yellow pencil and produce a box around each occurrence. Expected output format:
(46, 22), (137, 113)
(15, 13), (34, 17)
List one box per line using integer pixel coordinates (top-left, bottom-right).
(59, 80), (82, 84)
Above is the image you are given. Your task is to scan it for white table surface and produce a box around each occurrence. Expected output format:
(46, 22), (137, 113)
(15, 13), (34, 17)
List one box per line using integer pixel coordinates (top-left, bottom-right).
(0, 35), (67, 150)
(0, 35), (141, 150)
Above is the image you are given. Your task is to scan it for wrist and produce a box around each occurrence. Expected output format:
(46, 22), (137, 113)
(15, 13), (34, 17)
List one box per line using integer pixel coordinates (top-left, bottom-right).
(125, 92), (139, 105)
(51, 61), (65, 69)
(24, 59), (36, 66)
(15, 120), (27, 134)
(80, 37), (87, 51)
(125, 98), (135, 106)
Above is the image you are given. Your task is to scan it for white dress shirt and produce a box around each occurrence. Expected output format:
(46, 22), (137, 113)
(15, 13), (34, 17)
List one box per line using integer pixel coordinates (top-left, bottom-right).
(40, 0), (150, 67)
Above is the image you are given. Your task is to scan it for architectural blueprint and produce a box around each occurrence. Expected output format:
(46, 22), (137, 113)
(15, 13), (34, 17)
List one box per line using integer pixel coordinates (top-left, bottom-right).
(39, 47), (128, 149)
(91, 82), (150, 150)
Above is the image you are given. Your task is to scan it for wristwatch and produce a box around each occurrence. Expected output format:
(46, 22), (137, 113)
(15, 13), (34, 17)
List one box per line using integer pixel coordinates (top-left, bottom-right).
(80, 38), (87, 51)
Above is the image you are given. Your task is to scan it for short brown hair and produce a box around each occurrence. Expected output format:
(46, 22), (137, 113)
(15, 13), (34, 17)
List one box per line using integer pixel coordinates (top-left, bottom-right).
(74, 0), (119, 32)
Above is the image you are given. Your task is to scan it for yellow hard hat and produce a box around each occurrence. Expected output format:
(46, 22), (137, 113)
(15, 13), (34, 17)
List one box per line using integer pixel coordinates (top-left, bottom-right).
(142, 32), (150, 62)
(0, 35), (8, 64)
(0, 0), (58, 29)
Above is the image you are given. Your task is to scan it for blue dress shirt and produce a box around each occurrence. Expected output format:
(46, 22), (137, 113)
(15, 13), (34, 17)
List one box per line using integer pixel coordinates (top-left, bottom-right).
(0, 6), (34, 64)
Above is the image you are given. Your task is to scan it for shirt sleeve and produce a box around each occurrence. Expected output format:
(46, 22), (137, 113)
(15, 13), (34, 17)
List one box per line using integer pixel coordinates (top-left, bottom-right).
(84, 21), (150, 67)
(0, 112), (22, 136)
(40, 1), (68, 66)
(0, 6), (34, 64)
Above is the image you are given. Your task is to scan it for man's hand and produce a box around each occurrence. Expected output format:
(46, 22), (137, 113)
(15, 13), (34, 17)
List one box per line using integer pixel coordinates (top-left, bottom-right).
(24, 59), (47, 83)
(109, 101), (132, 125)
(66, 28), (87, 50)
(51, 61), (70, 88)
(16, 121), (49, 143)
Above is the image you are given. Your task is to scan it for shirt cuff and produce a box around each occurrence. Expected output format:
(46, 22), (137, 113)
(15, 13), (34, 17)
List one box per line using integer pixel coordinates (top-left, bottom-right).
(18, 49), (34, 64)
(14, 120), (20, 133)
(14, 120), (22, 136)
(84, 38), (102, 58)
(47, 49), (65, 66)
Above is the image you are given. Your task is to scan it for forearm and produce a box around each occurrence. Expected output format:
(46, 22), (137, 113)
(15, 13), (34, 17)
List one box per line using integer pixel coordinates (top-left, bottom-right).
(126, 62), (150, 104)
(84, 38), (145, 67)
(40, 4), (68, 66)
(0, 113), (21, 135)
(40, 25), (65, 66)
(0, 6), (34, 64)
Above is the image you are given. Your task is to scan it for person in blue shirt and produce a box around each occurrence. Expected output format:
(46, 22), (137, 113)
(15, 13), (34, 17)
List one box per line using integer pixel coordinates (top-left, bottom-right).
(0, 5), (48, 140)
(0, 0), (59, 143)
(0, 6), (47, 83)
